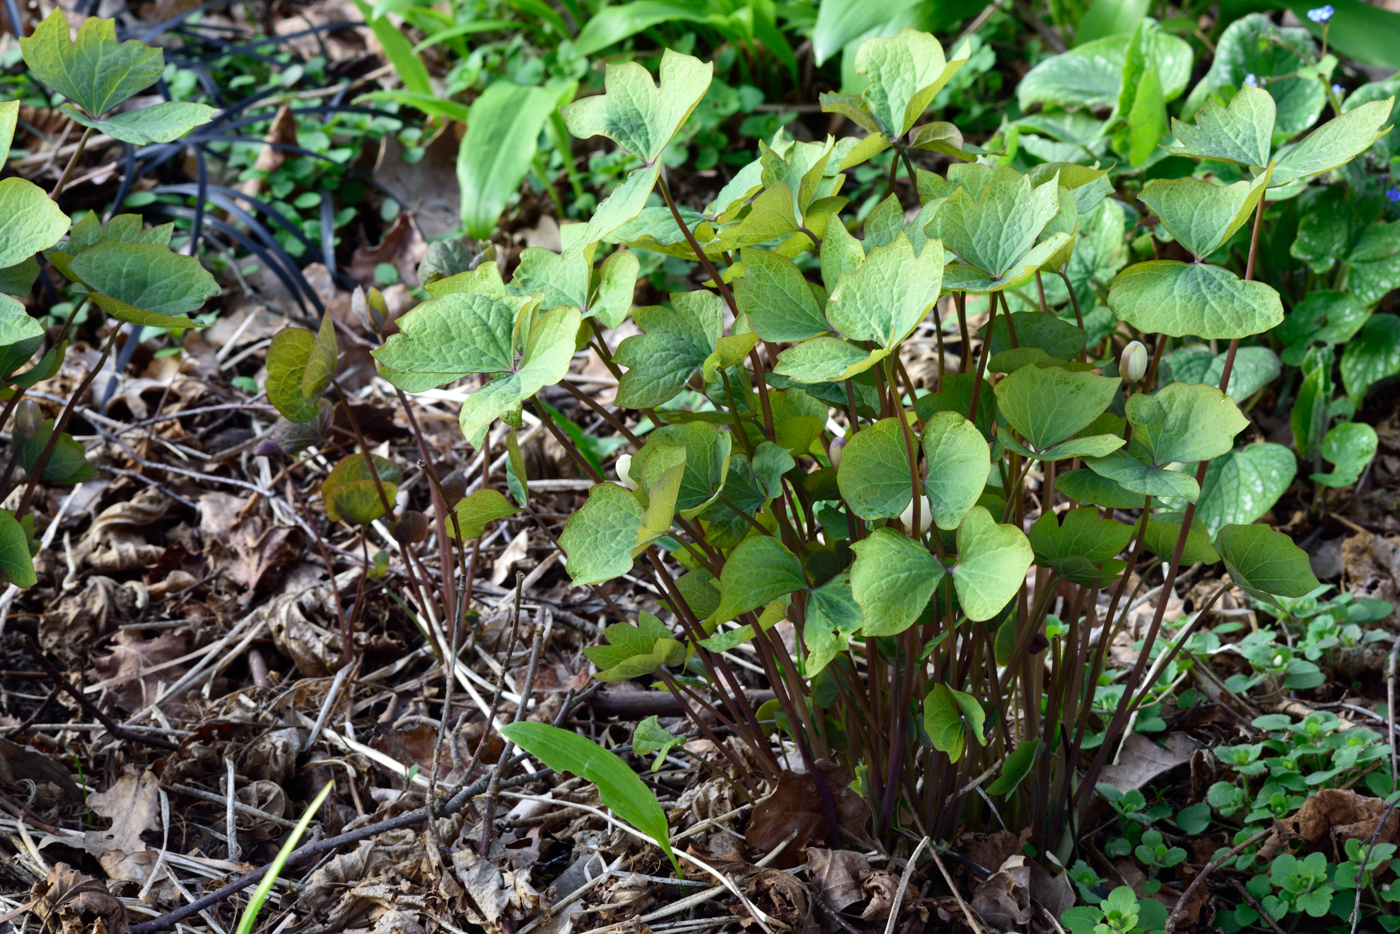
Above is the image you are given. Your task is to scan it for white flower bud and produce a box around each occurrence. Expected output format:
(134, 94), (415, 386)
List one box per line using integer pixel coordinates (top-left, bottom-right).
(900, 494), (933, 534)
(828, 437), (848, 470)
(1121, 340), (1149, 383)
(615, 453), (639, 491)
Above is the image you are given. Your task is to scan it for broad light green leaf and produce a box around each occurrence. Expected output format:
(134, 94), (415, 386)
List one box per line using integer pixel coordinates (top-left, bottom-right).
(1107, 261), (1283, 339)
(265, 329), (321, 422)
(921, 412), (989, 530)
(321, 454), (400, 525)
(560, 49), (712, 164)
(61, 100), (215, 144)
(510, 246), (588, 312)
(633, 716), (683, 772)
(1277, 291), (1369, 348)
(735, 248), (828, 342)
(1017, 31), (1192, 111)
(854, 29), (968, 139)
(824, 233), (942, 348)
(0, 509), (35, 589)
(68, 241), (219, 318)
(987, 738), (1044, 796)
(804, 571), (863, 676)
(1075, 0), (1150, 45)
(1192, 443), (1297, 535)
(0, 100), (16, 164)
(837, 418), (915, 520)
(1055, 468), (1148, 511)
(953, 506), (1033, 622)
(631, 421), (731, 518)
(932, 173), (1059, 281)
(615, 291), (723, 408)
(573, 2), (713, 56)
(373, 291), (520, 391)
(984, 311), (1087, 362)
(1137, 173), (1269, 260)
(560, 482), (645, 585)
(1115, 22), (1168, 167)
(1184, 14), (1323, 137)
(500, 721), (680, 877)
(447, 489), (518, 540)
(1341, 313), (1400, 403)
(810, 0), (922, 65)
(635, 443), (684, 551)
(773, 338), (886, 384)
(710, 536), (806, 627)
(1128, 381), (1249, 466)
(1169, 85), (1276, 167)
(1084, 449), (1201, 501)
(302, 313), (337, 400)
(459, 82), (566, 239)
(584, 611), (684, 681)
(88, 292), (201, 329)
(0, 295), (44, 347)
(20, 11), (163, 117)
(851, 527), (945, 637)
(458, 305), (581, 446)
(1215, 523), (1321, 607)
(993, 364), (1121, 454)
(1159, 345), (1281, 402)
(1271, 97), (1394, 187)
(924, 684), (985, 764)
(1312, 421), (1378, 488)
(0, 178), (70, 269)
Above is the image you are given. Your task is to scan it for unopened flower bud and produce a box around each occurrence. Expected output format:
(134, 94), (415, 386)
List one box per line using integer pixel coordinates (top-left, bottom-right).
(1121, 340), (1149, 383)
(899, 494), (933, 534)
(828, 437), (847, 470)
(439, 469), (467, 506)
(253, 437), (282, 458)
(13, 399), (41, 439)
(615, 453), (639, 491)
(390, 510), (431, 544)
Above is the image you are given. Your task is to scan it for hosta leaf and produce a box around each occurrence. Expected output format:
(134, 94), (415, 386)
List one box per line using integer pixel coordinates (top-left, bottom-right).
(854, 29), (969, 139)
(952, 506), (1034, 623)
(923, 684), (985, 764)
(1169, 85), (1276, 167)
(1137, 172), (1270, 260)
(0, 509), (36, 589)
(1271, 97), (1394, 187)
(735, 248), (828, 342)
(67, 242), (219, 318)
(615, 291), (723, 408)
(1107, 261), (1283, 340)
(773, 338), (886, 384)
(584, 611), (685, 681)
(1191, 443), (1297, 535)
(447, 489), (518, 540)
(993, 364), (1121, 453)
(1128, 382), (1249, 467)
(1215, 523), (1320, 607)
(920, 412), (989, 531)
(837, 418), (914, 520)
(851, 527), (945, 637)
(20, 11), (163, 117)
(322, 454), (400, 525)
(560, 482), (645, 585)
(559, 49), (712, 164)
(1341, 313), (1400, 404)
(824, 233), (942, 348)
(1311, 421), (1378, 488)
(0, 178), (70, 269)
(60, 100), (215, 144)
(710, 536), (806, 627)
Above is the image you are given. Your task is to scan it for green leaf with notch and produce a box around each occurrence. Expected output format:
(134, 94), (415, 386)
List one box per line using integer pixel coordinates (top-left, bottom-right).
(447, 489), (518, 540)
(735, 248), (828, 342)
(1341, 313), (1400, 404)
(20, 11), (163, 117)
(1190, 442), (1297, 535)
(1137, 172), (1270, 261)
(266, 328), (322, 423)
(1169, 84), (1276, 167)
(825, 233), (943, 348)
(952, 506), (1034, 622)
(584, 611), (685, 681)
(68, 242), (219, 319)
(851, 527), (945, 638)
(632, 421), (732, 519)
(709, 536), (805, 627)
(854, 29), (970, 139)
(1311, 421), (1378, 488)
(373, 291), (522, 391)
(615, 291), (724, 408)
(322, 454), (400, 525)
(921, 411), (989, 531)
(1107, 261), (1283, 340)
(0, 295), (44, 348)
(1129, 381), (1249, 466)
(560, 49), (711, 164)
(924, 684), (986, 764)
(1139, 517), (1219, 565)
(0, 178), (70, 270)
(993, 364), (1122, 456)
(1030, 507), (1133, 585)
(1271, 96), (1394, 187)
(837, 418), (915, 520)
(773, 338), (886, 384)
(560, 482), (645, 585)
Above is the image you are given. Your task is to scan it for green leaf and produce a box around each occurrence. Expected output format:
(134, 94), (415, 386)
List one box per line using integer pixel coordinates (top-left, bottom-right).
(563, 163), (662, 258)
(709, 536), (805, 627)
(1311, 421), (1378, 488)
(0, 295), (45, 347)
(458, 306), (582, 446)
(233, 780), (334, 934)
(1030, 507), (1134, 585)
(1215, 523), (1321, 607)
(60, 100), (214, 144)
(1107, 261), (1283, 340)
(584, 611), (685, 681)
(1137, 173), (1269, 260)
(1184, 14), (1324, 137)
(1169, 85), (1276, 167)
(735, 248), (828, 342)
(914, 372), (997, 442)
(560, 49), (711, 165)
(87, 291), (200, 329)
(824, 233), (943, 348)
(16, 419), (98, 485)
(322, 454), (400, 525)
(1276, 291), (1369, 348)
(953, 506), (1034, 622)
(1271, 97), (1394, 187)
(1139, 517), (1219, 565)
(0, 99), (16, 164)
(932, 173), (1060, 281)
(633, 716), (683, 772)
(773, 338), (886, 384)
(810, 0), (923, 65)
(924, 684), (985, 764)
(993, 363), (1122, 455)
(559, 482), (645, 585)
(984, 311), (1086, 362)
(1055, 468), (1148, 510)
(1017, 31), (1192, 111)
(987, 738), (1045, 795)
(591, 249), (641, 329)
(632, 421), (731, 519)
(447, 489), (518, 540)
(20, 11), (163, 117)
(615, 291), (724, 408)
(301, 313), (338, 401)
(1116, 23), (1168, 167)
(7, 339), (64, 389)
(500, 721), (680, 877)
(373, 291), (522, 392)
(920, 411), (989, 531)
(68, 242), (219, 318)
(1291, 362), (1330, 462)
(0, 509), (36, 589)
(266, 328), (324, 422)
(459, 82), (568, 239)
(1341, 313), (1400, 404)
(703, 598), (786, 652)
(750, 442), (795, 501)
(1084, 449), (1201, 501)
(0, 257), (40, 297)
(1129, 381), (1249, 467)
(573, 2), (711, 56)
(0, 178), (70, 269)
(854, 29), (969, 139)
(804, 571), (863, 676)
(851, 527), (946, 637)
(634, 442), (684, 551)
(837, 417), (915, 520)
(1191, 443), (1297, 535)
(1075, 0), (1150, 45)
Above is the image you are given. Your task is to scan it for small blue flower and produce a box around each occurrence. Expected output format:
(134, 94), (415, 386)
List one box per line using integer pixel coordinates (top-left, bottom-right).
(1244, 74), (1259, 87)
(1308, 5), (1334, 22)
(1387, 188), (1400, 202)
(1332, 83), (1345, 97)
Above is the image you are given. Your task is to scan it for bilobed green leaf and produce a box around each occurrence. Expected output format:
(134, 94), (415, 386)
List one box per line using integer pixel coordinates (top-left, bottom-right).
(631, 422), (732, 519)
(15, 419), (97, 484)
(952, 506), (1034, 622)
(735, 248), (828, 342)
(68, 241), (219, 318)
(20, 11), (163, 117)
(921, 412), (989, 531)
(1030, 507), (1134, 567)
(923, 684), (985, 764)
(1341, 313), (1400, 403)
(1137, 172), (1270, 260)
(447, 489), (518, 540)
(1185, 14), (1324, 137)
(560, 49), (711, 164)
(1084, 449), (1201, 501)
(459, 81), (567, 239)
(0, 178), (70, 269)
(710, 536), (806, 627)
(987, 738), (1044, 796)
(265, 328), (321, 423)
(1055, 468), (1148, 510)
(0, 509), (36, 589)
(373, 291), (521, 391)
(1214, 523), (1321, 607)
(993, 364), (1121, 455)
(1139, 517), (1219, 565)
(932, 173), (1060, 281)
(458, 305), (581, 446)
(584, 611), (685, 681)
(510, 246), (589, 313)
(500, 721), (680, 877)
(615, 291), (723, 408)
(824, 233), (942, 348)
(0, 295), (44, 348)
(1128, 381), (1249, 466)
(1107, 261), (1283, 340)
(633, 716), (683, 772)
(773, 338), (886, 384)
(1169, 85), (1276, 167)
(851, 527), (946, 637)
(301, 313), (338, 400)
(60, 100), (215, 144)
(1271, 96), (1394, 187)
(1311, 421), (1378, 488)
(1191, 442), (1297, 535)
(560, 482), (645, 585)
(837, 418), (915, 520)
(322, 454), (400, 525)
(854, 29), (969, 139)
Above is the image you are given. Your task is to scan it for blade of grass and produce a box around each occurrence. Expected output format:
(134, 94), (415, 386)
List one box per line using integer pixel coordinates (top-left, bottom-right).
(232, 779), (334, 934)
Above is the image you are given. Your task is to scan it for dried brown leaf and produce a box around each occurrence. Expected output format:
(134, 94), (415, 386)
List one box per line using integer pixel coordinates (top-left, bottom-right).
(806, 847), (868, 911)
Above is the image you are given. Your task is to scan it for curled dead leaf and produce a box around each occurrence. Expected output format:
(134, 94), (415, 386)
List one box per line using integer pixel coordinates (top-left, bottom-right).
(971, 854), (1033, 930)
(30, 863), (129, 934)
(806, 847), (868, 911)
(746, 761), (875, 867)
